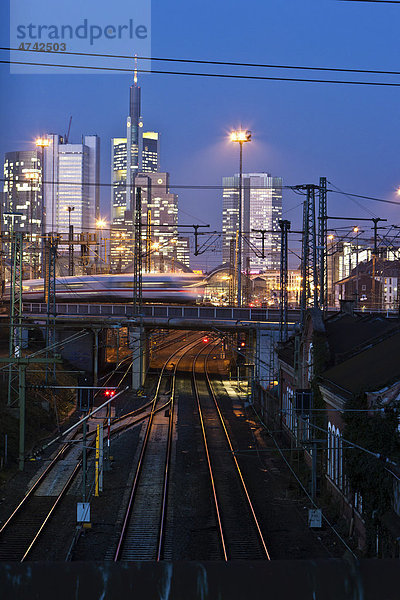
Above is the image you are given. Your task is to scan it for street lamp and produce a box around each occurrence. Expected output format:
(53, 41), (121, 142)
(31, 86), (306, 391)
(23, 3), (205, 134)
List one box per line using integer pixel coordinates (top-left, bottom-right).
(96, 218), (107, 272)
(230, 129), (252, 307)
(64, 206), (75, 276)
(35, 137), (50, 277)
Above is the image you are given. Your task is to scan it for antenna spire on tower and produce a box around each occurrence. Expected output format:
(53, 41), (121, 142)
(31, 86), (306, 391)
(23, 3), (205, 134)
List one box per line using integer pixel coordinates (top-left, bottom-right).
(134, 54), (138, 86)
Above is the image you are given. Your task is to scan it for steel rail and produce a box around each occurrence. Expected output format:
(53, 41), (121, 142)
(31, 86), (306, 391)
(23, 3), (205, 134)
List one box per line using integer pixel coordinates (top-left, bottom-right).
(113, 336), (205, 561)
(203, 346), (271, 560)
(192, 341), (228, 561)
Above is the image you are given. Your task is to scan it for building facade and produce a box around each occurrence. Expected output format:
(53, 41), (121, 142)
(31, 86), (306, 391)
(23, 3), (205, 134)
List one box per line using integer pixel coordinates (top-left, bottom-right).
(2, 150), (43, 237)
(222, 172), (282, 271)
(142, 132), (160, 173)
(43, 133), (100, 234)
(2, 150), (43, 274)
(111, 71), (160, 228)
(110, 172), (178, 272)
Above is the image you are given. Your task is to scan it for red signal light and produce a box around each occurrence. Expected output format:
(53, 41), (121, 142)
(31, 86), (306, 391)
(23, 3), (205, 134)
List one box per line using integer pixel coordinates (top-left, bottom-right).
(240, 342), (245, 347)
(203, 337), (209, 343)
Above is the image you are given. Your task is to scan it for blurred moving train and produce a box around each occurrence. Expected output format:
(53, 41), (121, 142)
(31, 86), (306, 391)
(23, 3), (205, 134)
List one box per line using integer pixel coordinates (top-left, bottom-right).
(7, 273), (205, 303)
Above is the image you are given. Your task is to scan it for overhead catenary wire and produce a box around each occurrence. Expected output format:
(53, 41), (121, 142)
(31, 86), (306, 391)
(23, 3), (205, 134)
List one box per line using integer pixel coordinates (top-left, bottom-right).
(2, 59), (400, 88)
(2, 46), (400, 77)
(1, 177), (399, 208)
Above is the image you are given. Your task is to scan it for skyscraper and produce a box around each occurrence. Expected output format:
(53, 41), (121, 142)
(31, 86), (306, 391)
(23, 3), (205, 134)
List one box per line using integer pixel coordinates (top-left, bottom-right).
(43, 134), (100, 234)
(110, 173), (179, 272)
(135, 171), (178, 254)
(222, 172), (282, 271)
(111, 68), (160, 227)
(126, 66), (142, 206)
(2, 150), (43, 272)
(141, 132), (160, 172)
(111, 138), (127, 225)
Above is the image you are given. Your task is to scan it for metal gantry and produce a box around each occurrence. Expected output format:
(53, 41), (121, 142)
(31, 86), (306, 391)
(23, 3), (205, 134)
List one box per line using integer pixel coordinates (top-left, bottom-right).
(133, 186), (143, 316)
(8, 232), (23, 405)
(318, 177), (328, 311)
(300, 185), (319, 321)
(279, 220), (290, 342)
(44, 234), (58, 379)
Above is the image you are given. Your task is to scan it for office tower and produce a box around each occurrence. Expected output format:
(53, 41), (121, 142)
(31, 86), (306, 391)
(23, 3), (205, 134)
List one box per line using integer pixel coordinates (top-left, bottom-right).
(111, 138), (127, 224)
(2, 150), (43, 273)
(222, 172), (282, 271)
(111, 68), (160, 226)
(141, 132), (160, 172)
(126, 67), (142, 204)
(43, 134), (100, 234)
(110, 172), (178, 272)
(176, 237), (190, 268)
(111, 130), (160, 225)
(135, 172), (178, 253)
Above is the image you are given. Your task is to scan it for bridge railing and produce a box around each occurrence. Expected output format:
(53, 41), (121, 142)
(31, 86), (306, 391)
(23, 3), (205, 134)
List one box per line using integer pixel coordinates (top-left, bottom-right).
(23, 303), (272, 322)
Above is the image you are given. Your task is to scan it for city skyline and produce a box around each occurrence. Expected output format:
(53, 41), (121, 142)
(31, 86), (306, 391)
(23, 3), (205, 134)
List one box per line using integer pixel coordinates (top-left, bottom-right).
(2, 0), (399, 274)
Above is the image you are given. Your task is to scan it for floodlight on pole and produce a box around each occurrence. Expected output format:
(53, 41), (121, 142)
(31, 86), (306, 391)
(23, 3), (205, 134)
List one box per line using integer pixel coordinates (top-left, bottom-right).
(230, 128), (252, 307)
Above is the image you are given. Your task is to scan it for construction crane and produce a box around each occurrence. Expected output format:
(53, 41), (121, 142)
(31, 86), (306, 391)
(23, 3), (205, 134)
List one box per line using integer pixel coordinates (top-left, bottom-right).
(64, 116), (72, 144)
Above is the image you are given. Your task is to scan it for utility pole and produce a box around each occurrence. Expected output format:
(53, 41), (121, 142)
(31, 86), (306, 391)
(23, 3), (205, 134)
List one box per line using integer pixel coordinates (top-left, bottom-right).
(146, 209), (152, 272)
(251, 229), (268, 259)
(1, 356), (62, 470)
(318, 177), (328, 312)
(44, 234), (57, 379)
(371, 217), (385, 311)
(8, 232), (23, 406)
(299, 185), (319, 322)
(65, 206), (75, 276)
(133, 186), (143, 316)
(229, 238), (235, 305)
(279, 220), (290, 342)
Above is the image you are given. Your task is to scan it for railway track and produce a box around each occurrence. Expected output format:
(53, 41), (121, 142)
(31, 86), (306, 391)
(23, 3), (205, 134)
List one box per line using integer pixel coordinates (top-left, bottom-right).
(113, 337), (206, 561)
(0, 336), (199, 562)
(192, 341), (271, 560)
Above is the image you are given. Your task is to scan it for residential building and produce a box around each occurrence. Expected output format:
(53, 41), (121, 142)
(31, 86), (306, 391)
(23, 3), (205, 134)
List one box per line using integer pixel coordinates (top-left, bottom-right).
(222, 172), (282, 271)
(335, 258), (400, 311)
(277, 306), (400, 555)
(327, 236), (400, 306)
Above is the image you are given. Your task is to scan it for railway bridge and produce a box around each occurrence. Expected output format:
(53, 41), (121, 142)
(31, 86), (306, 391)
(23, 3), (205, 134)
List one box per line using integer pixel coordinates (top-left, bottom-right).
(20, 302), (298, 389)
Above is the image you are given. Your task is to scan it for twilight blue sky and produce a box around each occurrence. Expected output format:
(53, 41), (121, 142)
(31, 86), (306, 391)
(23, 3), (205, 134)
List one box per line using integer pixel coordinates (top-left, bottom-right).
(1, 0), (399, 269)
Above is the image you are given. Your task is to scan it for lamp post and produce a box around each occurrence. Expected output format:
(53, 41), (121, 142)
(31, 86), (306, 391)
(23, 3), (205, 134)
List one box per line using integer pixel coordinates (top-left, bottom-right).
(64, 206), (75, 276)
(35, 137), (50, 277)
(96, 219), (107, 273)
(230, 129), (251, 307)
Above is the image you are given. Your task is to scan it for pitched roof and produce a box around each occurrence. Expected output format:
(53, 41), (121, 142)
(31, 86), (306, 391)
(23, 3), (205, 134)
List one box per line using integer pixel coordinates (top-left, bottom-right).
(324, 312), (398, 363)
(321, 329), (400, 396)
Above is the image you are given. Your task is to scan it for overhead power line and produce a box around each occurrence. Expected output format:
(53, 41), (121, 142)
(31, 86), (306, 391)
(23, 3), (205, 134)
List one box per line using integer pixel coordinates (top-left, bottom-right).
(338, 1), (400, 3)
(1, 177), (399, 207)
(2, 59), (400, 88)
(2, 46), (400, 77)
